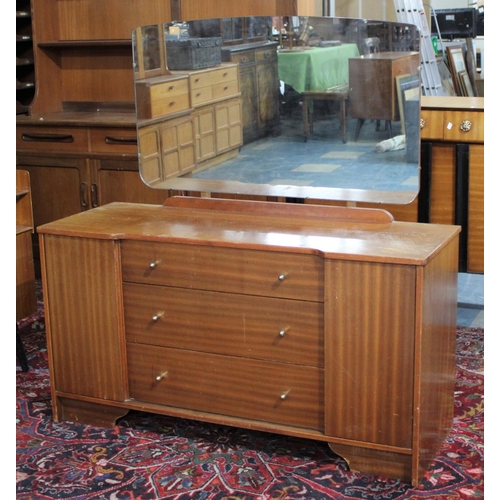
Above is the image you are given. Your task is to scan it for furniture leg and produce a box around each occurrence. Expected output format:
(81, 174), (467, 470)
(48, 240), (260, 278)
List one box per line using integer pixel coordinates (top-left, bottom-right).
(354, 119), (364, 141)
(16, 323), (29, 372)
(303, 96), (309, 142)
(340, 98), (347, 143)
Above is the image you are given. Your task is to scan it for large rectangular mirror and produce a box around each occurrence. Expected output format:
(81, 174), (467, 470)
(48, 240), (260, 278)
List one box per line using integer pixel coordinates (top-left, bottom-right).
(133, 15), (421, 203)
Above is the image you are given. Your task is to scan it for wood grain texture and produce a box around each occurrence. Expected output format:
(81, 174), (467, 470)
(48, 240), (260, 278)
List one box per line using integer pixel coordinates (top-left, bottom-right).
(41, 235), (127, 408)
(38, 202), (460, 266)
(127, 343), (324, 430)
(123, 283), (324, 367)
(467, 145), (484, 273)
(413, 236), (458, 483)
(429, 144), (456, 226)
(420, 109), (444, 140)
(324, 260), (416, 449)
(16, 231), (37, 321)
(121, 241), (324, 302)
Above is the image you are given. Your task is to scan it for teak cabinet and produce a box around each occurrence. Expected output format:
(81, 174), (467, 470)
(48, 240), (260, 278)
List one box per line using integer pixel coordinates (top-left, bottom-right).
(38, 197), (460, 486)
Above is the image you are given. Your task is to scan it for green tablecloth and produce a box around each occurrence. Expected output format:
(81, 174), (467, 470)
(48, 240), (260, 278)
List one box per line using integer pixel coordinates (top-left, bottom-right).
(278, 44), (360, 93)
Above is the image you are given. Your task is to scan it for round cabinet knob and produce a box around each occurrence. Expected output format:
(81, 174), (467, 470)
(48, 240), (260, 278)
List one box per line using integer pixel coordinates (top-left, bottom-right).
(460, 120), (472, 133)
(279, 329), (287, 337)
(420, 118), (426, 129)
(278, 273), (288, 281)
(149, 261), (158, 270)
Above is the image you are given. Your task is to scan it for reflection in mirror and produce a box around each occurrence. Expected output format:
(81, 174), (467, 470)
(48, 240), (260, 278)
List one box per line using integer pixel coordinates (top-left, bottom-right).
(133, 16), (421, 203)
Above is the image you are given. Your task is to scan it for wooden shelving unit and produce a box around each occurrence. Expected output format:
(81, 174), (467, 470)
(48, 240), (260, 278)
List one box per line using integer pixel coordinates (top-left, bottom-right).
(16, 0), (35, 114)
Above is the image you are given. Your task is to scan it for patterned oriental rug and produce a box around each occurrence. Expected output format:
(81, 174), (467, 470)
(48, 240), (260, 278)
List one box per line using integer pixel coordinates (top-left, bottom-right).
(16, 301), (484, 499)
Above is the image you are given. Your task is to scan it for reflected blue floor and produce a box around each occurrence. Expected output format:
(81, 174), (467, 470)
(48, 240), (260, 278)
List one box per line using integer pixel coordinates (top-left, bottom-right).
(194, 113), (419, 192)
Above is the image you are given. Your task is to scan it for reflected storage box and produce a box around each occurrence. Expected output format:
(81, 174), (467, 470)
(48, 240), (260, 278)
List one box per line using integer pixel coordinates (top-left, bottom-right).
(166, 37), (222, 70)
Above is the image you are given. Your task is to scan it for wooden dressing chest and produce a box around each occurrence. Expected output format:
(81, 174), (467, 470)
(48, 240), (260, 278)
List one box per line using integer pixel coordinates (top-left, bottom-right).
(38, 197), (460, 486)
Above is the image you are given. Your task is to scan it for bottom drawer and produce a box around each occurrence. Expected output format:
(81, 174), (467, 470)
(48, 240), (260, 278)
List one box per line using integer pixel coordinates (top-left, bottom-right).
(127, 343), (324, 431)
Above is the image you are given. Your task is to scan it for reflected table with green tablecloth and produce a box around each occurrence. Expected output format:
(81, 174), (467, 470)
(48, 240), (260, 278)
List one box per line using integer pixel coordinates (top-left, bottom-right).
(278, 44), (360, 143)
(277, 44), (360, 93)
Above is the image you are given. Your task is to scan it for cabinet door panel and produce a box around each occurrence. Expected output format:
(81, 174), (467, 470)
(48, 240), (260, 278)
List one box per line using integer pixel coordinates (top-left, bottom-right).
(93, 160), (167, 207)
(325, 260), (415, 449)
(468, 145), (484, 272)
(429, 144), (456, 225)
(16, 159), (87, 227)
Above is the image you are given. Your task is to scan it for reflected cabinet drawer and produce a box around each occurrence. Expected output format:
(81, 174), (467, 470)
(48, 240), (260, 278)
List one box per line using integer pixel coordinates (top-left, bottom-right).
(127, 343), (324, 430)
(123, 282), (324, 367)
(121, 241), (324, 302)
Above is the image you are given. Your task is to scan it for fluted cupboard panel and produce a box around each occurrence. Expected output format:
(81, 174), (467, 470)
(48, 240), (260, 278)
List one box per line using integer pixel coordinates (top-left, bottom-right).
(324, 260), (415, 449)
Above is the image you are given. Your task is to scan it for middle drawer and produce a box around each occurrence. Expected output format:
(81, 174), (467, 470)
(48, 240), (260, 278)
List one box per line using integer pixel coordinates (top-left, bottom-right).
(121, 241), (324, 302)
(123, 282), (324, 367)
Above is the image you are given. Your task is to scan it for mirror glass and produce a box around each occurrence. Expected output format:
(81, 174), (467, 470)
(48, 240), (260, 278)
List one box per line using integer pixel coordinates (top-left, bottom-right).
(133, 16), (421, 203)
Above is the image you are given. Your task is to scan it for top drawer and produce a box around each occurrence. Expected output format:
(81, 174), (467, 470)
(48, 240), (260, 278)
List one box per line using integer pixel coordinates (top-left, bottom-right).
(17, 126), (89, 152)
(190, 65), (238, 90)
(121, 241), (324, 302)
(420, 108), (484, 143)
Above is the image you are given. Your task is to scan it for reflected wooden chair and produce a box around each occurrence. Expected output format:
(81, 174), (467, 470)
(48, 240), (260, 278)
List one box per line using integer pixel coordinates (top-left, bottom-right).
(302, 84), (349, 143)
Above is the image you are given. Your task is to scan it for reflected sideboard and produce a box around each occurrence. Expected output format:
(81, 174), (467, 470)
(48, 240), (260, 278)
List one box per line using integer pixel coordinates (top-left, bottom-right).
(38, 197), (460, 486)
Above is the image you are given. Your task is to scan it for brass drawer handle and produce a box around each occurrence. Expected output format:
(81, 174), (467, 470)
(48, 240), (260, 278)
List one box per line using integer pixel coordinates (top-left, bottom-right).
(155, 370), (168, 382)
(22, 132), (74, 143)
(280, 389), (291, 400)
(420, 118), (426, 129)
(104, 136), (137, 145)
(152, 312), (164, 322)
(460, 120), (472, 133)
(279, 327), (289, 337)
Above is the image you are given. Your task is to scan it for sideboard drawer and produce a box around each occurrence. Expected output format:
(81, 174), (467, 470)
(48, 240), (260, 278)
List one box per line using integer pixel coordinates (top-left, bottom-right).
(17, 126), (89, 152)
(123, 283), (324, 366)
(89, 127), (138, 154)
(121, 241), (324, 302)
(127, 343), (324, 430)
